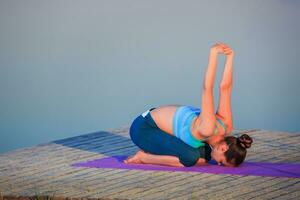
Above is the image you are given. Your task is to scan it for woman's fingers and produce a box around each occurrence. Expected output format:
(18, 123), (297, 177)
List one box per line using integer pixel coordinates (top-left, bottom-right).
(218, 42), (229, 48)
(215, 42), (229, 50)
(223, 47), (231, 54)
(219, 43), (233, 55)
(211, 42), (233, 56)
(212, 42), (234, 57)
(217, 42), (231, 50)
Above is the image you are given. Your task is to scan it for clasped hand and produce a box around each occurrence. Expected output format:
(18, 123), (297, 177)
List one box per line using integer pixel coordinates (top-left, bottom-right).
(210, 42), (235, 57)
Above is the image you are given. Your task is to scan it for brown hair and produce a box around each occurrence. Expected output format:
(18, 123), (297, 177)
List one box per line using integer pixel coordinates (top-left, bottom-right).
(223, 134), (253, 167)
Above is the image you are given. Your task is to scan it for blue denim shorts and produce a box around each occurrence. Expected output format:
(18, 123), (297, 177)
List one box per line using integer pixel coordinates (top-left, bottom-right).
(129, 107), (211, 167)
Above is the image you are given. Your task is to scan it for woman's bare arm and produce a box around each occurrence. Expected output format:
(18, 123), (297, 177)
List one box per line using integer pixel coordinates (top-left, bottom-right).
(196, 47), (221, 137)
(195, 158), (208, 166)
(216, 44), (235, 135)
(201, 51), (219, 116)
(220, 54), (234, 88)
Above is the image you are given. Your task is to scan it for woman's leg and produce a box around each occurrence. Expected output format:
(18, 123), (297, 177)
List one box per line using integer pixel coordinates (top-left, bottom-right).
(127, 111), (201, 167)
(124, 150), (185, 167)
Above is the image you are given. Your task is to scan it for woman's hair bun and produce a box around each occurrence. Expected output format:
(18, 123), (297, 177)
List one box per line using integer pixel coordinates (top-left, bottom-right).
(238, 134), (253, 149)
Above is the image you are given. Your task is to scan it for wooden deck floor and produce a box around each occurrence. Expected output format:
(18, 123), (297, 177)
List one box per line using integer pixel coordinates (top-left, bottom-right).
(0, 128), (299, 200)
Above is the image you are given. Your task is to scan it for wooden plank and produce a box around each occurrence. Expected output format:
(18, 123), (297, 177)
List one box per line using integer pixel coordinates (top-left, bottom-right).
(0, 129), (299, 200)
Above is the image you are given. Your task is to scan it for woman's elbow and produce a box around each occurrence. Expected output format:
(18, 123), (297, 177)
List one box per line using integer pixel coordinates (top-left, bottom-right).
(198, 128), (215, 139)
(195, 158), (208, 166)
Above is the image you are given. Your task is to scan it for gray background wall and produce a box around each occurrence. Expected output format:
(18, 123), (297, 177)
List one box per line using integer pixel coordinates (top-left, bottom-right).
(0, 0), (299, 154)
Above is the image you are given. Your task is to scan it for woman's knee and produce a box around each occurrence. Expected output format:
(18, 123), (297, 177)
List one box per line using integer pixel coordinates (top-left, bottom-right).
(129, 126), (140, 146)
(129, 116), (142, 138)
(179, 150), (200, 167)
(129, 116), (152, 146)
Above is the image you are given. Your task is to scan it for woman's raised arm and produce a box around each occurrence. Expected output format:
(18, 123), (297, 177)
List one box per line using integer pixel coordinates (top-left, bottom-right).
(216, 43), (235, 135)
(196, 43), (230, 138)
(196, 44), (223, 137)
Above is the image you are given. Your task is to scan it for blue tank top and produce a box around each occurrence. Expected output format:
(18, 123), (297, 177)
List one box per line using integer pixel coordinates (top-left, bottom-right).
(173, 105), (227, 148)
(173, 105), (205, 148)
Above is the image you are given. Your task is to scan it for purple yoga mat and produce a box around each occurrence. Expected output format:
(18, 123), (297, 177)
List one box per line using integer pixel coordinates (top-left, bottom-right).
(71, 155), (300, 179)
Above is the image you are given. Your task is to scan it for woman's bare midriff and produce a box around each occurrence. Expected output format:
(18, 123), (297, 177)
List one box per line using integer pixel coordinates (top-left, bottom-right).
(149, 105), (180, 136)
(149, 105), (202, 139)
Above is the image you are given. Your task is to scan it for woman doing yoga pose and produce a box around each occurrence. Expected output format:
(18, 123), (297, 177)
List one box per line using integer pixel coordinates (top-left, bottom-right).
(124, 42), (253, 167)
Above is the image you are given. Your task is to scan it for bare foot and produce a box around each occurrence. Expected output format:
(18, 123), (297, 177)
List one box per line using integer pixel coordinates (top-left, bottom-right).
(124, 150), (146, 164)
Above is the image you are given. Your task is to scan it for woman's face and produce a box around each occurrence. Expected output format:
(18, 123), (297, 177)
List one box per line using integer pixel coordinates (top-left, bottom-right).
(211, 141), (234, 167)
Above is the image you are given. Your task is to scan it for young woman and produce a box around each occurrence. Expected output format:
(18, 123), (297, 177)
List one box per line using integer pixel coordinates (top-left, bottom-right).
(124, 42), (253, 167)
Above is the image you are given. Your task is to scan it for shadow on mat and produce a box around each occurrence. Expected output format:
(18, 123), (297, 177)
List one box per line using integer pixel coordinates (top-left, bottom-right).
(51, 129), (138, 157)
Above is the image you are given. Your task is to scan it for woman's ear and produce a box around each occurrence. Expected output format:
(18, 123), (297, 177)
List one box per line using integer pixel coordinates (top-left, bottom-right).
(221, 143), (229, 152)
